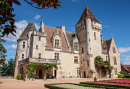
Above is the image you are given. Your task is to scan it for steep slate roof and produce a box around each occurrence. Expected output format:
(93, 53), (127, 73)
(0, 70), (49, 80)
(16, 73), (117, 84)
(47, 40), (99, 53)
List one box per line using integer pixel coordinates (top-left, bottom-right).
(65, 31), (75, 47)
(76, 6), (101, 25)
(20, 21), (36, 38)
(44, 26), (69, 50)
(102, 39), (112, 54)
(123, 65), (130, 72)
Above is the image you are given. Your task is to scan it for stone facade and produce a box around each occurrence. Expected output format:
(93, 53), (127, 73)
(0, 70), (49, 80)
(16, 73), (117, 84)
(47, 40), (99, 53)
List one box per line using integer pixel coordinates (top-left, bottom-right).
(14, 6), (121, 79)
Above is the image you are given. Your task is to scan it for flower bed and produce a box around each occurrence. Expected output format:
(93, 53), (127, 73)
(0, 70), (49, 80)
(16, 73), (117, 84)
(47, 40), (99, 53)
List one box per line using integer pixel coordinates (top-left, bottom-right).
(107, 79), (130, 84)
(91, 82), (130, 86)
(54, 84), (105, 89)
(45, 83), (105, 89)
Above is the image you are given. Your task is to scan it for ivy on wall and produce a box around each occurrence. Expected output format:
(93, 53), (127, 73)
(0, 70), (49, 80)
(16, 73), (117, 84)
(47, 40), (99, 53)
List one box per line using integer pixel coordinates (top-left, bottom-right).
(27, 62), (58, 79)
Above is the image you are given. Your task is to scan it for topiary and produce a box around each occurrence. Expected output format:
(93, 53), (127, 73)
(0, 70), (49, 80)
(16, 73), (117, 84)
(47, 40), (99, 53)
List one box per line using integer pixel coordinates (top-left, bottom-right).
(16, 74), (22, 80)
(94, 77), (97, 82)
(118, 74), (124, 78)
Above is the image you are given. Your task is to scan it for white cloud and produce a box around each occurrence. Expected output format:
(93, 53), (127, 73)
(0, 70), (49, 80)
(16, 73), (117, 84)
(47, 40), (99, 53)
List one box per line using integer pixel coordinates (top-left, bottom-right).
(35, 15), (41, 20)
(11, 44), (17, 49)
(35, 23), (40, 30)
(3, 20), (40, 42)
(4, 44), (17, 49)
(3, 20), (28, 42)
(118, 47), (130, 53)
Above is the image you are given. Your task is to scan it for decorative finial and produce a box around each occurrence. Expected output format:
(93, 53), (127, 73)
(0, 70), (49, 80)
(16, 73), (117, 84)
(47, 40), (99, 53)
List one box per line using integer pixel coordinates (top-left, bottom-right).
(33, 20), (34, 23)
(56, 25), (59, 29)
(30, 20), (31, 23)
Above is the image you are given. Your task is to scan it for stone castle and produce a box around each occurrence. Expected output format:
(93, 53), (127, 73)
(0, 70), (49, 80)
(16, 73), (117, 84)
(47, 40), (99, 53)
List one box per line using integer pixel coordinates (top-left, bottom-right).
(14, 6), (121, 79)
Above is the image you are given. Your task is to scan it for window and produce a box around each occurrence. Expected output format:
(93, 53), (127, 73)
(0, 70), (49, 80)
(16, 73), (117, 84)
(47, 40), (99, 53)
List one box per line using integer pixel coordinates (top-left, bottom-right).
(113, 47), (116, 53)
(39, 53), (41, 58)
(114, 68), (117, 75)
(113, 57), (117, 65)
(74, 42), (78, 50)
(36, 45), (38, 49)
(87, 61), (89, 67)
(55, 53), (59, 60)
(106, 56), (108, 61)
(94, 32), (96, 40)
(74, 56), (78, 64)
(82, 47), (84, 53)
(39, 37), (41, 41)
(77, 67), (80, 76)
(55, 39), (59, 48)
(23, 42), (25, 48)
(22, 54), (24, 60)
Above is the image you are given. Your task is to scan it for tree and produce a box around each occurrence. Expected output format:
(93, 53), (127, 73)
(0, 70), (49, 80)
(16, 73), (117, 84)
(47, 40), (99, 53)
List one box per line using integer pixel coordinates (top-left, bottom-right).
(1, 58), (15, 76)
(0, 30), (7, 65)
(95, 56), (104, 68)
(0, 0), (61, 37)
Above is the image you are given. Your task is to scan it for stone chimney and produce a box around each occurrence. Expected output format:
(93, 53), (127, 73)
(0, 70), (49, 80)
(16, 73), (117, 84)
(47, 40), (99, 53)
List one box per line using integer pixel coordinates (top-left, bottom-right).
(39, 21), (45, 32)
(101, 35), (103, 43)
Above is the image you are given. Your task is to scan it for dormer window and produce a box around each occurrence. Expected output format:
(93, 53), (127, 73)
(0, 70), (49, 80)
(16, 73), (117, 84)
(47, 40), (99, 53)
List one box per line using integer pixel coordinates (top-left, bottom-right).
(55, 39), (59, 48)
(74, 42), (78, 50)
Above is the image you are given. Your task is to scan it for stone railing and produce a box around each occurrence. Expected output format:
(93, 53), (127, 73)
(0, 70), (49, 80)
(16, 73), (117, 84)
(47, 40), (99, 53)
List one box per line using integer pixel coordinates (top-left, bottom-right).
(18, 58), (60, 65)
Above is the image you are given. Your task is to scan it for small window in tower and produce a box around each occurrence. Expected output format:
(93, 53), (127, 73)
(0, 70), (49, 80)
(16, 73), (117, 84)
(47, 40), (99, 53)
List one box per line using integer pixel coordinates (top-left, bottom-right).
(87, 61), (89, 67)
(22, 54), (24, 60)
(55, 39), (59, 48)
(36, 45), (38, 49)
(39, 53), (41, 58)
(94, 32), (96, 40)
(39, 37), (41, 41)
(55, 53), (59, 60)
(74, 56), (78, 64)
(82, 47), (84, 53)
(23, 42), (25, 48)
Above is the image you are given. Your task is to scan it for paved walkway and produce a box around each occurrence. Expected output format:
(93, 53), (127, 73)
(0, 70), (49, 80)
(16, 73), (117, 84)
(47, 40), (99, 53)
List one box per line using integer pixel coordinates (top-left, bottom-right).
(0, 78), (118, 89)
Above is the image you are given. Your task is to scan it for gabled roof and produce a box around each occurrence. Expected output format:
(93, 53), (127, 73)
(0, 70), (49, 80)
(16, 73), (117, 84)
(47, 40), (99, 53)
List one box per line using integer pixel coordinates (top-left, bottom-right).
(123, 65), (130, 72)
(20, 21), (36, 38)
(76, 6), (101, 25)
(102, 39), (112, 54)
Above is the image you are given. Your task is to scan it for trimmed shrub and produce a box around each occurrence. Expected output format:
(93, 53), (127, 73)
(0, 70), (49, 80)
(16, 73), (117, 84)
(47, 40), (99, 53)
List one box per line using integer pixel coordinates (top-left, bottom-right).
(16, 74), (22, 80)
(118, 74), (124, 78)
(94, 77), (97, 82)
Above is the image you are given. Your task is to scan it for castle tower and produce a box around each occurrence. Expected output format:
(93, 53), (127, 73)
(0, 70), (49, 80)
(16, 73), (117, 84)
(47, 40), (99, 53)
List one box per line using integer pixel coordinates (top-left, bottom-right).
(14, 21), (36, 78)
(75, 6), (102, 78)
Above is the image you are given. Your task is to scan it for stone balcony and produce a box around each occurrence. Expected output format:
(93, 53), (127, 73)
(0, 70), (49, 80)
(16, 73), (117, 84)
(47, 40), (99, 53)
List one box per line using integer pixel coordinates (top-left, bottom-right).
(18, 58), (60, 65)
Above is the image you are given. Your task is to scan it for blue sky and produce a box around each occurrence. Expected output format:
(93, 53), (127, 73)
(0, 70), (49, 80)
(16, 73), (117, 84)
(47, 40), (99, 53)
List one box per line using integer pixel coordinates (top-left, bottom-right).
(2, 0), (130, 64)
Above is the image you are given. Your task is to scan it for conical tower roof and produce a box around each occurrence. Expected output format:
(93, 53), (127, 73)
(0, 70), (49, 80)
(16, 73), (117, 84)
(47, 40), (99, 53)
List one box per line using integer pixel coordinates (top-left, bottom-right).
(20, 21), (36, 38)
(76, 6), (101, 25)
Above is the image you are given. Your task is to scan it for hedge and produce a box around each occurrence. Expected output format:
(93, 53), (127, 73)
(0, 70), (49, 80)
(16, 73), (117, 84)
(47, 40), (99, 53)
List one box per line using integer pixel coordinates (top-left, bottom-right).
(80, 82), (130, 89)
